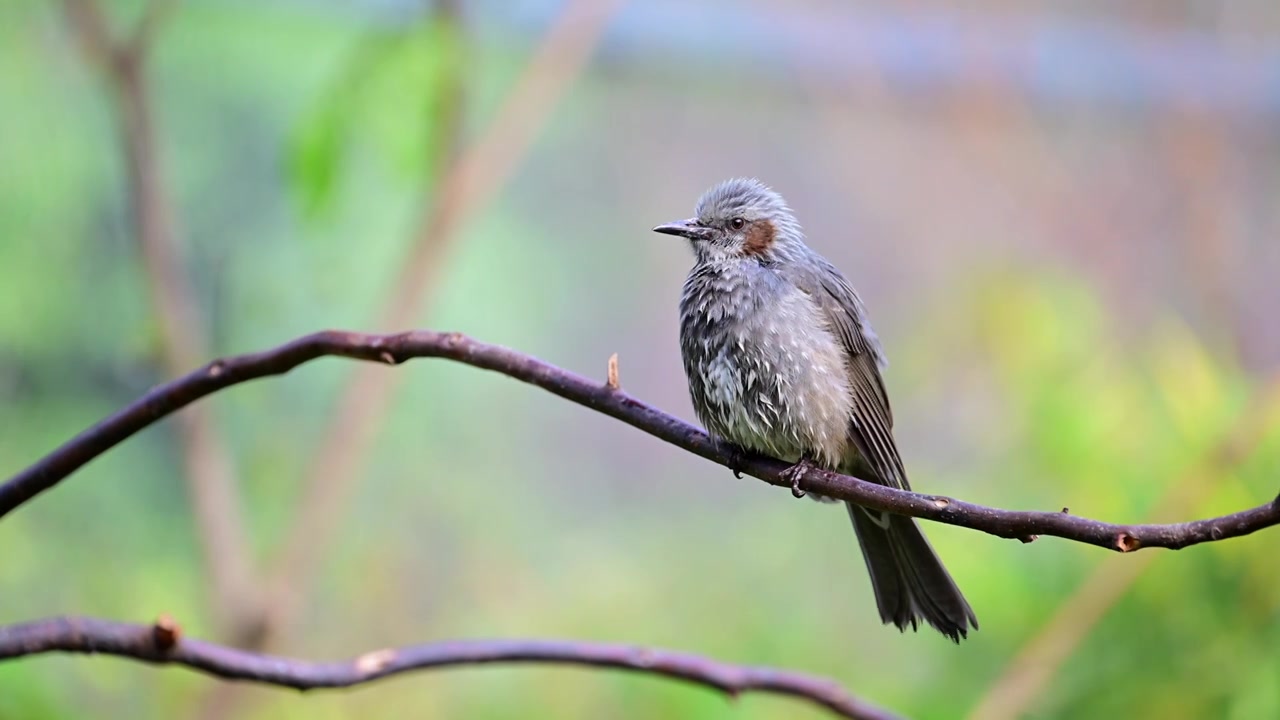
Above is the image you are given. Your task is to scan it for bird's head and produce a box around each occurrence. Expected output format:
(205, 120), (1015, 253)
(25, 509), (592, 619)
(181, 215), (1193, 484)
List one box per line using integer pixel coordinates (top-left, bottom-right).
(653, 178), (805, 264)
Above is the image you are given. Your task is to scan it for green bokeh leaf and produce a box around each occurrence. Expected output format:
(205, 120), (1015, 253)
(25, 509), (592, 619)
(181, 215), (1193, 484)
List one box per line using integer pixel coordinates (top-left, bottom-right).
(287, 11), (463, 219)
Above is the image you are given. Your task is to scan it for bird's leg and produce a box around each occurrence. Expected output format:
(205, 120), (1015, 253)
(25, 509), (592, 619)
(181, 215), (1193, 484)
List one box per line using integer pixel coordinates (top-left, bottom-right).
(716, 440), (750, 479)
(781, 456), (817, 498)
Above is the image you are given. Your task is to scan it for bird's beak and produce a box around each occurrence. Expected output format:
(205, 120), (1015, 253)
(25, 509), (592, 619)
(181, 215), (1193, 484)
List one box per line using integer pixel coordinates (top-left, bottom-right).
(652, 218), (711, 241)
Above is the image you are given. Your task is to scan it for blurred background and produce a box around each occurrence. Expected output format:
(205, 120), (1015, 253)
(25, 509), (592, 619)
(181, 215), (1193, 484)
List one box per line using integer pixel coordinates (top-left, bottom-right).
(2, 0), (1280, 718)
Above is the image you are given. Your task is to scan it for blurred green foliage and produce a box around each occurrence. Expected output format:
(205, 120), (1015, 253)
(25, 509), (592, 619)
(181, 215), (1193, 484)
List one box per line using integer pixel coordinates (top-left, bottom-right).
(2, 2), (1278, 719)
(289, 10), (463, 218)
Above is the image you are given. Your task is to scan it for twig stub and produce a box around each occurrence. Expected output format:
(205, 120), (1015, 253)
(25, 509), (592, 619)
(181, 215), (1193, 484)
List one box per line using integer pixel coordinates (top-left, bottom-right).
(606, 353), (620, 390)
(152, 614), (180, 651)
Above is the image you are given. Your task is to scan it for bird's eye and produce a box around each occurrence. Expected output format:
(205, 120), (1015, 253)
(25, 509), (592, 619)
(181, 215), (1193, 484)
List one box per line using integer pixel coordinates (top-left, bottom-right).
(729, 217), (746, 230)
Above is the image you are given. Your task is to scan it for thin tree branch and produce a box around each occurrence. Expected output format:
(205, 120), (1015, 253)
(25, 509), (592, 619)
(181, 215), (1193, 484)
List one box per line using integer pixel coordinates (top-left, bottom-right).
(0, 616), (897, 720)
(62, 0), (255, 632)
(3, 329), (1279, 551)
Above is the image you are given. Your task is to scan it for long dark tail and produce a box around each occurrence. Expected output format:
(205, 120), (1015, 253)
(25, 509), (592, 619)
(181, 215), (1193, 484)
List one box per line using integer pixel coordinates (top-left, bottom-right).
(848, 503), (978, 642)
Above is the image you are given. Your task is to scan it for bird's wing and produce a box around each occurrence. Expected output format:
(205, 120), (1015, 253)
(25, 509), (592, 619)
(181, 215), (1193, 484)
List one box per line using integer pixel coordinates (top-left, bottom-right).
(786, 257), (910, 490)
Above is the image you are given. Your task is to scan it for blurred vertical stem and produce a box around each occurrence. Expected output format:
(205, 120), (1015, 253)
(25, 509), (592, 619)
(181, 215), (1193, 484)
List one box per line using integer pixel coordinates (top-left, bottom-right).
(967, 373), (1280, 720)
(255, 0), (627, 650)
(62, 0), (256, 634)
(253, 0), (467, 652)
(196, 1), (625, 716)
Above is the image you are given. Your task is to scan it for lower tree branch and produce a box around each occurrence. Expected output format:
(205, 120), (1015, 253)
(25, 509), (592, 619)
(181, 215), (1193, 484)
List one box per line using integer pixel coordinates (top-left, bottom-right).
(0, 616), (898, 720)
(2, 329), (1278, 551)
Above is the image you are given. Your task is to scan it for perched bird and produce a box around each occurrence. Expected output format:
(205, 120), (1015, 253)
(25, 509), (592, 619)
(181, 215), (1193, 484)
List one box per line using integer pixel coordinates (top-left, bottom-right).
(653, 178), (977, 642)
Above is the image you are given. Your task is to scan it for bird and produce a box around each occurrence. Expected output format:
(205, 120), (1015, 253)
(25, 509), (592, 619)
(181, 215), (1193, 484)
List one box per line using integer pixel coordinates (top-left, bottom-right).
(653, 177), (977, 642)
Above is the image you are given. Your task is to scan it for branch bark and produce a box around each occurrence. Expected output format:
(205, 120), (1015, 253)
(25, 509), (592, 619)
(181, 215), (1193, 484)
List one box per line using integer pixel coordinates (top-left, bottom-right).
(4, 329), (1278, 551)
(0, 616), (897, 720)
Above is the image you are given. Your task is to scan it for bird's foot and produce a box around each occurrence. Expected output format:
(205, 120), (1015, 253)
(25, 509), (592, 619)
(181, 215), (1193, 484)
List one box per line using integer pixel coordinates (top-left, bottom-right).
(719, 442), (750, 479)
(781, 457), (817, 498)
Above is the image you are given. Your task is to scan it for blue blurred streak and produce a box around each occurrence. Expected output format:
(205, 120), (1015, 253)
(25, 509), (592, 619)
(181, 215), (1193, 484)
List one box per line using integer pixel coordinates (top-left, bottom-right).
(462, 0), (1280, 117)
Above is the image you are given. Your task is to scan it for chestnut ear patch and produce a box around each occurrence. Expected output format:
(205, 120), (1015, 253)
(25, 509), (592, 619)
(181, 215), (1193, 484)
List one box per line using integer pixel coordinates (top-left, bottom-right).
(742, 218), (776, 256)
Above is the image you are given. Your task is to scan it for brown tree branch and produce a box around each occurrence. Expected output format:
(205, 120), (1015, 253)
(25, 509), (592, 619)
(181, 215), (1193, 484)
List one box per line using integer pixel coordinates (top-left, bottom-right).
(62, 0), (255, 632)
(4, 329), (1279, 551)
(0, 616), (897, 720)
